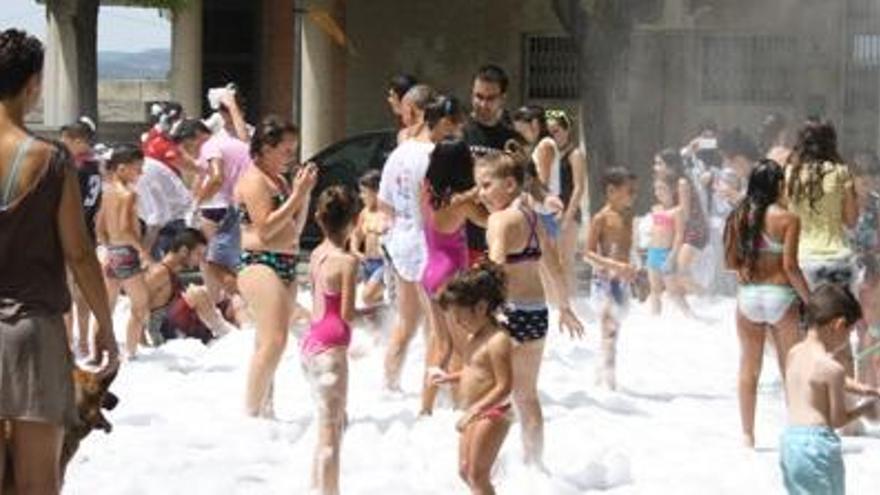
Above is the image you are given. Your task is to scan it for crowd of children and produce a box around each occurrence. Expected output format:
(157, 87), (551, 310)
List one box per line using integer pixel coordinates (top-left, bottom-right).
(30, 57), (880, 494)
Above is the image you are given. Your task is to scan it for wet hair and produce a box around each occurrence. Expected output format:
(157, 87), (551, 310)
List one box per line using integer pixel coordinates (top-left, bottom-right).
(786, 119), (845, 211)
(602, 167), (637, 193)
(473, 64), (509, 94)
(61, 116), (97, 143)
(358, 169), (381, 191)
(170, 119), (210, 144)
(852, 150), (880, 177)
(475, 143), (526, 184)
(316, 185), (358, 238)
(106, 144), (144, 171)
(723, 159), (785, 279)
(250, 116), (299, 158)
(717, 128), (760, 162)
(424, 94), (465, 130)
(545, 109), (573, 130)
(388, 73), (418, 100)
(0, 29), (44, 100)
(170, 228), (208, 253)
(402, 84), (436, 111)
(438, 261), (507, 318)
(656, 148), (688, 203)
(512, 105), (550, 141)
(805, 284), (863, 329)
(425, 138), (475, 210)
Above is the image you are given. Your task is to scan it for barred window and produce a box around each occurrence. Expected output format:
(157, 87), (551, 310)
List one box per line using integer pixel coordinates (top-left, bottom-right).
(524, 35), (580, 100)
(700, 35), (796, 103)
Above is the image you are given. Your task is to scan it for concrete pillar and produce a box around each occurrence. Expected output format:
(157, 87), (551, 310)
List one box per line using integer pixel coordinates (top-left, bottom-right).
(300, 0), (347, 159)
(171, 0), (203, 118)
(43, 4), (79, 127)
(260, 0), (295, 120)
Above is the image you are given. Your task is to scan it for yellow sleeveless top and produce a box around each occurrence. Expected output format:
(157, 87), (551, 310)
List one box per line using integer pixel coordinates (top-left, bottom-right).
(786, 162), (853, 260)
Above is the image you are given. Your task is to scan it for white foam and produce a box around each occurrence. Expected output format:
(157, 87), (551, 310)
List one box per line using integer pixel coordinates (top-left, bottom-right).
(63, 295), (880, 494)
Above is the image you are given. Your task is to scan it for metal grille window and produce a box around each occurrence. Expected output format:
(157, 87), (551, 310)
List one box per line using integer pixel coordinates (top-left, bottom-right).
(524, 35), (580, 100)
(700, 35), (796, 103)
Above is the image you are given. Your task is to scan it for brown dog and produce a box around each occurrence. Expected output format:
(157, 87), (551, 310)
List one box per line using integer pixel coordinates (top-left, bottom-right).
(2, 367), (118, 494)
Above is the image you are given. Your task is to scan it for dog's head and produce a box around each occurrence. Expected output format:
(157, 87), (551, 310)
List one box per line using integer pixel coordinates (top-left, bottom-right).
(71, 368), (119, 434)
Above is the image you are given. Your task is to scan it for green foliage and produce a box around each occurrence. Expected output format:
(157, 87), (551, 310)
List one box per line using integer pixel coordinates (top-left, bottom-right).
(119, 0), (190, 11)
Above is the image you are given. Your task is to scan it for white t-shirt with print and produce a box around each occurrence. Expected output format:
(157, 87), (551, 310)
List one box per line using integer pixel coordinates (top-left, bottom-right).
(378, 140), (434, 282)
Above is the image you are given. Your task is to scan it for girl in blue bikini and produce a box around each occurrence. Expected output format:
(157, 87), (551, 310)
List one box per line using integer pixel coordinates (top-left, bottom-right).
(723, 159), (810, 448)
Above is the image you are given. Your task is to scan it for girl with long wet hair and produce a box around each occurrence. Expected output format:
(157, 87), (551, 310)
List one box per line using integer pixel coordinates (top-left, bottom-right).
(724, 159), (810, 448)
(419, 138), (487, 415)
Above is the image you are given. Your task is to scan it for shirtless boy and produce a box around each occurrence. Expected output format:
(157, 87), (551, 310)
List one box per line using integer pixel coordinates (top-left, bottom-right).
(781, 284), (880, 495)
(435, 262), (513, 495)
(584, 167), (638, 390)
(351, 170), (386, 306)
(145, 228), (237, 345)
(95, 144), (150, 359)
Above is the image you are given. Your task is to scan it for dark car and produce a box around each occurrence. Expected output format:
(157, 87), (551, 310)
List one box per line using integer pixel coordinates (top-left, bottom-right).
(299, 129), (397, 250)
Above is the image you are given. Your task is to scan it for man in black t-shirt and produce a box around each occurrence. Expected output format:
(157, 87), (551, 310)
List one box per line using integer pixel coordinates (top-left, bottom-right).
(462, 64), (518, 263)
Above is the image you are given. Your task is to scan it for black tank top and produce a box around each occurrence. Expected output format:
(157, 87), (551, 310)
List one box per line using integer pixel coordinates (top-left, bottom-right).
(0, 138), (72, 320)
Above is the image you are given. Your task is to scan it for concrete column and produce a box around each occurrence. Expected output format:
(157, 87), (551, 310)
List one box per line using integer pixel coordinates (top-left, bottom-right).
(43, 4), (79, 127)
(300, 0), (347, 159)
(171, 0), (203, 117)
(260, 0), (295, 120)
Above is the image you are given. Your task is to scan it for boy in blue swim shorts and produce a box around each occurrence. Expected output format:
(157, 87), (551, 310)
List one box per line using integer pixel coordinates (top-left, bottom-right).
(780, 284), (879, 495)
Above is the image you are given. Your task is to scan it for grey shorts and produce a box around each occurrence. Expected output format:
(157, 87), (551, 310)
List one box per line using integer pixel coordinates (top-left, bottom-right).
(207, 207), (242, 271)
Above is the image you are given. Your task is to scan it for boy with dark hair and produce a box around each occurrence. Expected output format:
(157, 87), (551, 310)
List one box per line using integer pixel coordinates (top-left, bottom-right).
(144, 228), (238, 345)
(351, 169), (387, 306)
(584, 167), (638, 390)
(781, 284), (879, 495)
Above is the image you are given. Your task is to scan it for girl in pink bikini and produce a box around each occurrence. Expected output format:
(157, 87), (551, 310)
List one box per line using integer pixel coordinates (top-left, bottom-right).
(419, 138), (488, 415)
(300, 186), (360, 495)
(434, 262), (513, 495)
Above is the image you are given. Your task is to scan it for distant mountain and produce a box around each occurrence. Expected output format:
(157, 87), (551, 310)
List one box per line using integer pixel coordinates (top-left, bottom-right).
(98, 48), (170, 80)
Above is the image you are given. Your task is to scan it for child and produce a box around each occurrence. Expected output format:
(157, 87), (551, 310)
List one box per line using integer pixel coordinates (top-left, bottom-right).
(435, 262), (513, 495)
(300, 186), (360, 495)
(474, 145), (583, 467)
(60, 116), (101, 355)
(584, 167), (638, 390)
(350, 170), (386, 306)
(645, 177), (683, 315)
(851, 153), (880, 387)
(781, 284), (879, 495)
(95, 144), (151, 360)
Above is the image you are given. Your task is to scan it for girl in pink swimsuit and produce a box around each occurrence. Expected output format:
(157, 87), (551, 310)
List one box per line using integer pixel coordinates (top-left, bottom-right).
(420, 139), (489, 415)
(300, 186), (360, 495)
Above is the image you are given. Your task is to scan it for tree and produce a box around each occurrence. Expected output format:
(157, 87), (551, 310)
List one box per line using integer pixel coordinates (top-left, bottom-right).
(552, 0), (661, 208)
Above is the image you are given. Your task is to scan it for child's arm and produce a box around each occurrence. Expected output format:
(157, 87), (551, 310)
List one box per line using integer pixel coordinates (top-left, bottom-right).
(121, 192), (150, 262)
(828, 364), (878, 428)
(350, 214), (365, 258)
(486, 213), (509, 265)
(340, 255), (359, 323)
(677, 178), (692, 226)
(667, 207), (686, 272)
(534, 138), (555, 187)
(564, 147), (587, 224)
(782, 215), (810, 302)
(538, 215), (584, 338)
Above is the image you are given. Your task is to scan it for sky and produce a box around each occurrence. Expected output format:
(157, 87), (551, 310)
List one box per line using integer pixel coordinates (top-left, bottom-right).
(1, 0), (171, 53)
